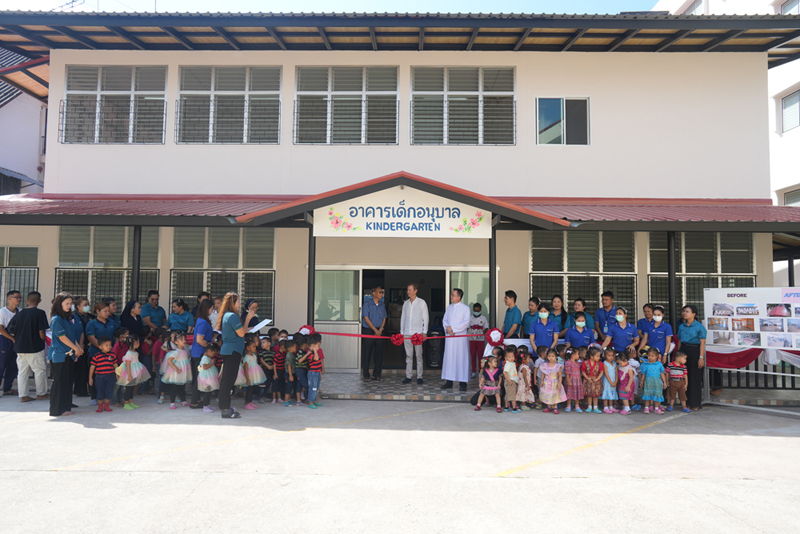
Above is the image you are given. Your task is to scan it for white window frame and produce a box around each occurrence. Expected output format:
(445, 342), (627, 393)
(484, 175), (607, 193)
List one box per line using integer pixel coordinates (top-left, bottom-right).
(781, 90), (799, 133)
(177, 66), (282, 144)
(62, 65), (167, 144)
(294, 66), (399, 145)
(683, 0), (704, 15)
(529, 231), (637, 275)
(410, 66), (516, 146)
(0, 247), (39, 267)
(781, 0), (800, 15)
(535, 96), (591, 146)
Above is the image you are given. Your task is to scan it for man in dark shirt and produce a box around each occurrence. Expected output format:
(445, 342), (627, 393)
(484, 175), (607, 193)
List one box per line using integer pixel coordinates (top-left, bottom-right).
(9, 291), (49, 402)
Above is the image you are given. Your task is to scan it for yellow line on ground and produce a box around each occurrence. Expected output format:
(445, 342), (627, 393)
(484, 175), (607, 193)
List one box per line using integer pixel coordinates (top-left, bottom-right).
(55, 404), (459, 471)
(493, 412), (687, 477)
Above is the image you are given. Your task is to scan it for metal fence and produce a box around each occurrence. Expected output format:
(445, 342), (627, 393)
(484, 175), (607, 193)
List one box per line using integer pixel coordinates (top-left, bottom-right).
(175, 98), (281, 144)
(170, 269), (275, 321)
(54, 268), (159, 305)
(293, 98), (399, 145)
(529, 273), (637, 314)
(59, 98), (167, 144)
(0, 268), (38, 300)
(715, 362), (799, 390)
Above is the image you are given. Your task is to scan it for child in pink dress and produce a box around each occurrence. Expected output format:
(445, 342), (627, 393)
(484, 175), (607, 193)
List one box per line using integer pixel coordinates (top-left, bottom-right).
(563, 348), (584, 413)
(539, 349), (567, 414)
(515, 351), (536, 410)
(616, 353), (636, 415)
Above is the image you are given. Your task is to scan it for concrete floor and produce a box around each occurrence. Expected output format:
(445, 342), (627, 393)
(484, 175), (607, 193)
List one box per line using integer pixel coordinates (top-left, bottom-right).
(1, 396), (799, 534)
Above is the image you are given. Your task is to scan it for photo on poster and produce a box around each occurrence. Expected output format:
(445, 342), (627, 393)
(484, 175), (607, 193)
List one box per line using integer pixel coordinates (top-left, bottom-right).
(795, 306), (800, 317)
(712, 331), (734, 345)
(759, 318), (784, 332)
(732, 318), (754, 332)
(767, 334), (792, 348)
(788, 319), (800, 333)
(767, 303), (791, 317)
(738, 333), (761, 347)
(796, 336), (800, 349)
(707, 317), (729, 331)
(736, 304), (760, 316)
(712, 303), (735, 316)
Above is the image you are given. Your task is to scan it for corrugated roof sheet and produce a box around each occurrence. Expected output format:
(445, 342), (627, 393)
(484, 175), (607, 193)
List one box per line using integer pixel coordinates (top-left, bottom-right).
(0, 46), (26, 108)
(515, 203), (800, 223)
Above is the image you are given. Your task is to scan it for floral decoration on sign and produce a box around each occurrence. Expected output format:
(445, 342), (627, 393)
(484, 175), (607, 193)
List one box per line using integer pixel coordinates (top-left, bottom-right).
(327, 207), (360, 233)
(449, 211), (484, 234)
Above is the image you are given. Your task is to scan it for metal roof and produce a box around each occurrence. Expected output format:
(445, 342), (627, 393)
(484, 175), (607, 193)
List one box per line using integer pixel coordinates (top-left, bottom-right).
(0, 52), (48, 102)
(0, 166), (42, 186)
(0, 11), (798, 68)
(0, 46), (26, 107)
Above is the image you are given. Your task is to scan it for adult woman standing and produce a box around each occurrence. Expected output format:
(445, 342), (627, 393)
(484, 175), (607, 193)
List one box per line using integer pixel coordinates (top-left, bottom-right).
(190, 299), (214, 409)
(676, 304), (707, 412)
(549, 295), (574, 337)
(72, 296), (93, 397)
(120, 301), (143, 339)
(49, 293), (83, 417)
(240, 299), (259, 331)
(217, 292), (255, 419)
(85, 302), (117, 406)
(102, 297), (120, 330)
(167, 299), (193, 333)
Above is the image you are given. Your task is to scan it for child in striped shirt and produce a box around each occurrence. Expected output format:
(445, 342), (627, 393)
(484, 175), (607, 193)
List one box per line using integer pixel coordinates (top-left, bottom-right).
(89, 337), (118, 413)
(666, 351), (690, 413)
(307, 333), (325, 409)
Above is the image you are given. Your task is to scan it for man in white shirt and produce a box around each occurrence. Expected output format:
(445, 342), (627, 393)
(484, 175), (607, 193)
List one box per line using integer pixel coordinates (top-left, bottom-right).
(0, 290), (22, 397)
(401, 283), (429, 385)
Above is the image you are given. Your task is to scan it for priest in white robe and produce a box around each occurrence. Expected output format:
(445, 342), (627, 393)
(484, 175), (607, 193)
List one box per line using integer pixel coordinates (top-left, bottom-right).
(441, 288), (471, 391)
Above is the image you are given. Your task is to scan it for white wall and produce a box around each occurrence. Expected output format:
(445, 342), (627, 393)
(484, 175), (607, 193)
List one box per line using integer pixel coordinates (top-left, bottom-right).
(45, 49), (770, 199)
(0, 93), (45, 190)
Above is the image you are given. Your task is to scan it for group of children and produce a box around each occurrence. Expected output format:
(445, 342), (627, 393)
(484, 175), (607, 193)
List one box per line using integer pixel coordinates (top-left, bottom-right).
(87, 326), (327, 414)
(475, 342), (690, 415)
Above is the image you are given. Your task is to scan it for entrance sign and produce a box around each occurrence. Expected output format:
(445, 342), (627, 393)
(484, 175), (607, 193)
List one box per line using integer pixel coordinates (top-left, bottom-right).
(313, 186), (492, 239)
(704, 287), (800, 348)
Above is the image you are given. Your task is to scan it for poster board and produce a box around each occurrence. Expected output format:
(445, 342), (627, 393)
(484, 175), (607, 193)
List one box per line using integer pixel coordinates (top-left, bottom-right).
(703, 287), (800, 349)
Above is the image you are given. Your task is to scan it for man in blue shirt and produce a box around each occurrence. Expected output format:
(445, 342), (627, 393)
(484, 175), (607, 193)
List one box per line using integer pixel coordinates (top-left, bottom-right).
(594, 291), (617, 342)
(565, 311), (595, 349)
(361, 286), (387, 381)
(141, 290), (167, 330)
(503, 290), (522, 339)
(529, 303), (560, 352)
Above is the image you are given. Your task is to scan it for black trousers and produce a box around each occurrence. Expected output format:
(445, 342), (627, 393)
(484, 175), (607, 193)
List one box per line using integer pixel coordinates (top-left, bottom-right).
(245, 385), (255, 404)
(170, 383), (185, 403)
(684, 344), (703, 409)
(49, 358), (74, 416)
(73, 352), (90, 397)
(361, 330), (383, 379)
(190, 356), (202, 405)
(124, 385), (134, 402)
(218, 351), (242, 411)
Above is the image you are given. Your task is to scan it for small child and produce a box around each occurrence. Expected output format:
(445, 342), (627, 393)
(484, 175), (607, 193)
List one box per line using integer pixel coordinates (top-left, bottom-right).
(581, 347), (603, 413)
(666, 351), (690, 413)
(641, 347), (668, 414)
(257, 337), (275, 403)
(532, 345), (548, 409)
(515, 349), (535, 410)
(162, 331), (191, 409)
(293, 333), (310, 403)
(539, 349), (567, 414)
(474, 356), (503, 412)
(626, 346), (642, 411)
(578, 345), (588, 362)
(601, 348), (619, 414)
(110, 327), (130, 407)
(306, 333), (324, 409)
(196, 343), (220, 412)
(278, 329), (289, 342)
(240, 334), (266, 410)
(137, 326), (154, 395)
(283, 340), (298, 407)
(564, 348), (584, 412)
(502, 347), (520, 413)
(272, 340), (287, 403)
(153, 328), (170, 404)
(89, 337), (118, 413)
(616, 352), (635, 415)
(117, 335), (150, 410)
(557, 344), (566, 361)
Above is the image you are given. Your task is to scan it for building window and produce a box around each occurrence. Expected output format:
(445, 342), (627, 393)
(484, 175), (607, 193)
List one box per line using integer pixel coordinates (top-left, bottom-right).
(177, 66), (281, 144)
(784, 189), (800, 206)
(55, 226), (160, 304)
(648, 232), (755, 320)
(293, 66), (398, 145)
(0, 247), (38, 298)
(60, 66), (167, 144)
(536, 98), (589, 145)
(782, 0), (799, 15)
(411, 67), (515, 145)
(782, 90), (799, 133)
(171, 227), (275, 320)
(530, 231), (637, 313)
(0, 173), (21, 195)
(685, 0), (704, 15)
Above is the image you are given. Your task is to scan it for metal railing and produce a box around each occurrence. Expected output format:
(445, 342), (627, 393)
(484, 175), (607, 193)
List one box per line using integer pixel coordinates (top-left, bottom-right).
(59, 98), (167, 144)
(648, 274), (756, 321)
(0, 268), (38, 300)
(293, 98), (399, 145)
(170, 269), (275, 321)
(54, 268), (159, 304)
(529, 273), (637, 317)
(175, 98), (280, 144)
(411, 97), (516, 145)
(714, 362), (799, 390)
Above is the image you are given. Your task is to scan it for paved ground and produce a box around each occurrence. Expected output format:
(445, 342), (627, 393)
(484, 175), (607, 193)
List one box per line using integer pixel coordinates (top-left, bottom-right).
(2, 395), (800, 534)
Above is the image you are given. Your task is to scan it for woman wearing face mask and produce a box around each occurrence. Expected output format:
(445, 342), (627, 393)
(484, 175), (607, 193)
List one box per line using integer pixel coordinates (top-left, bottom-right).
(564, 311), (595, 349)
(72, 297), (94, 397)
(639, 305), (673, 363)
(600, 307), (639, 353)
(529, 303), (560, 354)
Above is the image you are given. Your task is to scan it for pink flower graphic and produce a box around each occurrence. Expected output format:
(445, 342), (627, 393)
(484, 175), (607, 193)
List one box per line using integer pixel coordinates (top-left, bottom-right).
(344, 222), (353, 231)
(332, 217), (341, 229)
(328, 209), (334, 217)
(469, 218), (478, 228)
(476, 211), (483, 218)
(449, 227), (454, 231)
(457, 225), (464, 232)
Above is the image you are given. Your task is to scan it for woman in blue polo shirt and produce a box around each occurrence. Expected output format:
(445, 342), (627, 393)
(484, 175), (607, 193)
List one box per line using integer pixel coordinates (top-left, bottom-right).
(675, 304), (707, 411)
(167, 299), (193, 333)
(529, 303), (560, 353)
(190, 299), (214, 409)
(217, 291), (255, 419)
(49, 293), (84, 417)
(637, 303), (654, 341)
(564, 311), (595, 349)
(549, 295), (575, 337)
(600, 307), (639, 353)
(85, 302), (117, 405)
(521, 297), (540, 343)
(640, 305), (673, 362)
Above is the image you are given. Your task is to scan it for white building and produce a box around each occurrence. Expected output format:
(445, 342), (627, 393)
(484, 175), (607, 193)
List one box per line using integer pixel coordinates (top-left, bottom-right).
(0, 10), (799, 370)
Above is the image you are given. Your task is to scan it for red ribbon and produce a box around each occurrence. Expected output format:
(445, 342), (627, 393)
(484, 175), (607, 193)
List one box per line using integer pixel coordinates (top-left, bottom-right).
(390, 333), (404, 346)
(299, 325), (316, 336)
(312, 331), (476, 341)
(411, 333), (424, 346)
(485, 328), (505, 347)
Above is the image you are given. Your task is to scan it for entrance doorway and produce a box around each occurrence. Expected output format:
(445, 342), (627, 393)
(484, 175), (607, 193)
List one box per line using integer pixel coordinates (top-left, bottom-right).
(362, 269), (446, 368)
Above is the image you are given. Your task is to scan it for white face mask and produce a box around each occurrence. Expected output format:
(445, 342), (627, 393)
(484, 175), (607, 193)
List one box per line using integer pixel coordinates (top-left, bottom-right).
(615, 315), (625, 323)
(70, 304), (75, 312)
(654, 315), (663, 322)
(575, 321), (586, 328)
(539, 312), (549, 319)
(82, 306), (91, 313)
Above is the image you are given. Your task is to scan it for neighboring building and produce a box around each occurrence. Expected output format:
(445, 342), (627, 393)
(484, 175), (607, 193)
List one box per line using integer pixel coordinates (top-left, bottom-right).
(0, 11), (799, 370)
(653, 0), (800, 284)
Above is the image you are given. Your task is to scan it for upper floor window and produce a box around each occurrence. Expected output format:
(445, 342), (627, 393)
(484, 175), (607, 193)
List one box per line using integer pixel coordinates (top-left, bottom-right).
(177, 66), (281, 144)
(411, 67), (515, 145)
(537, 98), (589, 145)
(782, 0), (799, 15)
(782, 90), (799, 133)
(60, 66), (167, 144)
(293, 66), (398, 145)
(785, 189), (800, 207)
(684, 0), (704, 15)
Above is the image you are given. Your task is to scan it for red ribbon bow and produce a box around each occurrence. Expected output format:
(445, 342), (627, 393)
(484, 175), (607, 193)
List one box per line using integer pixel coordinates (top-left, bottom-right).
(485, 328), (505, 347)
(390, 333), (404, 346)
(411, 333), (424, 346)
(299, 325), (316, 336)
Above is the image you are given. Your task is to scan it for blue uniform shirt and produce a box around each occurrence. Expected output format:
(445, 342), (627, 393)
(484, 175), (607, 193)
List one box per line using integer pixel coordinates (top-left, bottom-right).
(607, 321), (638, 352)
(503, 306), (522, 338)
(645, 320), (674, 355)
(521, 311), (537, 341)
(677, 320), (707, 345)
(141, 302), (167, 328)
(530, 319), (560, 348)
(571, 312), (594, 331)
(50, 315), (79, 363)
(167, 311), (193, 332)
(191, 318), (213, 359)
(362, 298), (387, 330)
(637, 317), (653, 336)
(85, 317), (117, 357)
(549, 311), (575, 331)
(565, 326), (595, 348)
(594, 306), (617, 336)
(220, 312), (244, 356)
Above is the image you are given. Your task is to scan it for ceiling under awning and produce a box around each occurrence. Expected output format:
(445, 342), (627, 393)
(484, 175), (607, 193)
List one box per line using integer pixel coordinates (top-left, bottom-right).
(0, 54), (48, 103)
